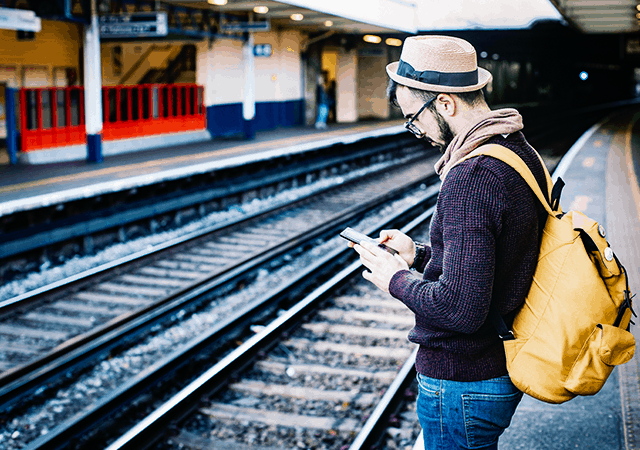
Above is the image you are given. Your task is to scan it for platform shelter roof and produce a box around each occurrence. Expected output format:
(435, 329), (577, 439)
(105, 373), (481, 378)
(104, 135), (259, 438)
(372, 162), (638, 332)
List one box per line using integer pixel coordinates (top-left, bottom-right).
(174, 0), (418, 34)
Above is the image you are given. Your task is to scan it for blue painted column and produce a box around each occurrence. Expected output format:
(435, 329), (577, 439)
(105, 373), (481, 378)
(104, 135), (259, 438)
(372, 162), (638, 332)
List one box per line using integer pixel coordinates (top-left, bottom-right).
(83, 0), (103, 162)
(5, 86), (18, 165)
(242, 33), (256, 140)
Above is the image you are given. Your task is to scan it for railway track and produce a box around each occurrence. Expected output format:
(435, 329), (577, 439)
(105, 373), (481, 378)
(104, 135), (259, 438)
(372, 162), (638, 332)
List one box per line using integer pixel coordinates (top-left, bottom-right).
(162, 280), (420, 450)
(0, 149), (441, 450)
(97, 151), (565, 450)
(0, 132), (417, 283)
(98, 201), (439, 450)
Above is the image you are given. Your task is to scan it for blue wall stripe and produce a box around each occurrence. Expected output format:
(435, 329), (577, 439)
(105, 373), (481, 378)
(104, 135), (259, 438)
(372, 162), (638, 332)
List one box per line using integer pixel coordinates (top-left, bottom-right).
(206, 99), (304, 138)
(87, 133), (103, 163)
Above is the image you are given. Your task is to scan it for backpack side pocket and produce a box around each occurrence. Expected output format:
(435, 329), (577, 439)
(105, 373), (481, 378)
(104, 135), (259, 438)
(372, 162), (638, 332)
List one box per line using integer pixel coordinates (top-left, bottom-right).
(565, 324), (635, 396)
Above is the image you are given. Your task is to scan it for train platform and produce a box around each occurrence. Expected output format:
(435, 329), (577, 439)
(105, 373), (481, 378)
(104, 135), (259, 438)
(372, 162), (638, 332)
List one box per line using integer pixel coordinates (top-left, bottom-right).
(411, 107), (640, 450)
(0, 119), (403, 217)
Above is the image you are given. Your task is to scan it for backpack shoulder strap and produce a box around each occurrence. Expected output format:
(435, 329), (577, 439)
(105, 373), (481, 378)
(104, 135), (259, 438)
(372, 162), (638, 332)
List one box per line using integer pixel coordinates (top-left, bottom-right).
(457, 144), (557, 216)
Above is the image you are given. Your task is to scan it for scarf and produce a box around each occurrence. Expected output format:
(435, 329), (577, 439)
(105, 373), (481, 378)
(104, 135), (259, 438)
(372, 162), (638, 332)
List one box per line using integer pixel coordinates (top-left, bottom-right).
(434, 108), (524, 181)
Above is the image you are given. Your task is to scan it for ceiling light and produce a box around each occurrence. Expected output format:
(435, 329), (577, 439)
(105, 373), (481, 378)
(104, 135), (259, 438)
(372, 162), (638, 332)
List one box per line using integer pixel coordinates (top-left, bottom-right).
(324, 20), (333, 27)
(290, 13), (304, 21)
(637, 4), (640, 11)
(207, 0), (227, 5)
(253, 6), (269, 14)
(637, 12), (640, 19)
(363, 35), (381, 44)
(385, 38), (402, 47)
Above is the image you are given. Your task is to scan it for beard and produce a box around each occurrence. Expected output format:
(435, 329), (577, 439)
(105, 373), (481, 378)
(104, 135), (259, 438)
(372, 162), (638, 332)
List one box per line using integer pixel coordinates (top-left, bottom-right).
(422, 109), (455, 154)
(433, 109), (454, 154)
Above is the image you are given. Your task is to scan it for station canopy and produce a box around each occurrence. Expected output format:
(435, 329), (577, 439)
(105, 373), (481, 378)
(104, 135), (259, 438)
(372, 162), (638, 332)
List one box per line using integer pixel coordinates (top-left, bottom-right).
(174, 0), (419, 34)
(548, 0), (640, 33)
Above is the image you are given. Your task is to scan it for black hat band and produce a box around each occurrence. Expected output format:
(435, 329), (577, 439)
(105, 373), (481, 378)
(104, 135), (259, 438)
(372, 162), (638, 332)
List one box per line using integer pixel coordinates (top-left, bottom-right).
(397, 59), (478, 87)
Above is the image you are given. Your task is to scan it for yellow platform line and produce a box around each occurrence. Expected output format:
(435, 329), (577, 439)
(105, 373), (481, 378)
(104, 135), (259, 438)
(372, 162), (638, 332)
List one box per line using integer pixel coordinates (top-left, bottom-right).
(0, 123), (394, 196)
(624, 115), (640, 221)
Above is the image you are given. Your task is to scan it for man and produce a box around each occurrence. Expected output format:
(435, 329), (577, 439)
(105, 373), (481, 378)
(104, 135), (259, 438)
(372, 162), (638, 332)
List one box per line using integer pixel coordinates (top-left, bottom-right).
(350, 35), (549, 449)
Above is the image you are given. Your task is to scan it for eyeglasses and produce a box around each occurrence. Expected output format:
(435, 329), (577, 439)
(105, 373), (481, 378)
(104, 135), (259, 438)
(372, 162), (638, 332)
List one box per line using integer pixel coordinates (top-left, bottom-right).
(404, 97), (435, 137)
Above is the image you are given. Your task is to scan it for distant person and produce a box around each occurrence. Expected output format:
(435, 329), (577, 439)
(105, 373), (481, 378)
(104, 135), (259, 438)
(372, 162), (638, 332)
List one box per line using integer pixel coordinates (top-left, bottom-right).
(348, 35), (549, 449)
(315, 72), (330, 129)
(327, 79), (336, 123)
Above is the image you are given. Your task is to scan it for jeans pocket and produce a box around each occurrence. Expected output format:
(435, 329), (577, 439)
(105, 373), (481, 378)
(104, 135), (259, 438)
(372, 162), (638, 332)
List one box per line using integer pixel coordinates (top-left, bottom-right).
(461, 390), (522, 449)
(416, 373), (440, 396)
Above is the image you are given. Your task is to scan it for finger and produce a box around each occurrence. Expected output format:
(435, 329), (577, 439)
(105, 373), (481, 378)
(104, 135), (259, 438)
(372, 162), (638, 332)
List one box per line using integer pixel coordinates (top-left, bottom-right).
(359, 240), (386, 257)
(353, 243), (377, 262)
(362, 269), (372, 281)
(393, 253), (409, 269)
(379, 229), (393, 243)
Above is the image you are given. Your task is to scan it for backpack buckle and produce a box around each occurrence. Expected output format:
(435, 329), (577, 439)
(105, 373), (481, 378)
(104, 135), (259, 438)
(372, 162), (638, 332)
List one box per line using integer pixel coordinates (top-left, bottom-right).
(499, 330), (516, 341)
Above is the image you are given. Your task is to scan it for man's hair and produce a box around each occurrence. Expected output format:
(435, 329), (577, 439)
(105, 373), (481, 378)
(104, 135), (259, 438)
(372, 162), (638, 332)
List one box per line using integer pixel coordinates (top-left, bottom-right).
(387, 78), (486, 112)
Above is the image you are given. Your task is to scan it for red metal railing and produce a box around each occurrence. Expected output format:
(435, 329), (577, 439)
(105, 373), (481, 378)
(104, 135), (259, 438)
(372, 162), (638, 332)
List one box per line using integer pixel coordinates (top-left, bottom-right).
(19, 84), (205, 152)
(102, 84), (205, 141)
(20, 86), (86, 151)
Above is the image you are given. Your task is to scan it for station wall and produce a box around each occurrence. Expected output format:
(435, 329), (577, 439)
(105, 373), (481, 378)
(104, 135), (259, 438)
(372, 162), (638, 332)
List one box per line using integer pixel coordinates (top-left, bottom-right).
(101, 42), (193, 86)
(0, 19), (82, 138)
(0, 19), (82, 89)
(357, 52), (390, 120)
(196, 29), (304, 138)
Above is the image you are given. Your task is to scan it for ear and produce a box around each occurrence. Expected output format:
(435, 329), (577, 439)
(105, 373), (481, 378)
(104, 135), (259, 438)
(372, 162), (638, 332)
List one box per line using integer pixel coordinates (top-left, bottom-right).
(435, 93), (456, 117)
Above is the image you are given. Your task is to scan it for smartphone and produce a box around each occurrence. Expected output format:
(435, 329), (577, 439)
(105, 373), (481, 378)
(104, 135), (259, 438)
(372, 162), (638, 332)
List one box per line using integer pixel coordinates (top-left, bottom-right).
(339, 227), (398, 255)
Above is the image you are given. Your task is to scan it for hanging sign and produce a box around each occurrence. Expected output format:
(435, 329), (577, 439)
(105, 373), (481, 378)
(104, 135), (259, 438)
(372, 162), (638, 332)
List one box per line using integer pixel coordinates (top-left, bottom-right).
(99, 12), (168, 38)
(220, 15), (270, 32)
(0, 7), (41, 32)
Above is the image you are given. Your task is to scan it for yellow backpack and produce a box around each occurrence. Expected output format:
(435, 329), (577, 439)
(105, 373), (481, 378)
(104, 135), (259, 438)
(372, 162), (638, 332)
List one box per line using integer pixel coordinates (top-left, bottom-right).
(461, 144), (636, 404)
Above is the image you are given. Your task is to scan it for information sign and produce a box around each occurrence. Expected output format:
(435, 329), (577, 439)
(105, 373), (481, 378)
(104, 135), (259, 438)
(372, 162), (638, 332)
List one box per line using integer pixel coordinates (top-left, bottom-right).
(100, 12), (168, 38)
(0, 7), (41, 32)
(253, 43), (272, 57)
(220, 17), (270, 32)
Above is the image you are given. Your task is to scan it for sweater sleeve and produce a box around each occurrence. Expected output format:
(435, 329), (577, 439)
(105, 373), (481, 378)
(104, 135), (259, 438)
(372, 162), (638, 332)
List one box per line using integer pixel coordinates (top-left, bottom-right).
(389, 161), (506, 334)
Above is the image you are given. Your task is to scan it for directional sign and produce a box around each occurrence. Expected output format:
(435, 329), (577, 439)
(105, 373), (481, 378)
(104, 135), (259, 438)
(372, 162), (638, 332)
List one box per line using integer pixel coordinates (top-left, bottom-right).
(0, 7), (41, 32)
(254, 43), (272, 57)
(220, 17), (270, 33)
(99, 12), (168, 38)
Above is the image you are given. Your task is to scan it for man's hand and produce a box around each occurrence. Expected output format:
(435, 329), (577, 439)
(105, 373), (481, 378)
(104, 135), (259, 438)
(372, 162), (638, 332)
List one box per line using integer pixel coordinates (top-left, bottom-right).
(353, 240), (409, 293)
(378, 229), (416, 267)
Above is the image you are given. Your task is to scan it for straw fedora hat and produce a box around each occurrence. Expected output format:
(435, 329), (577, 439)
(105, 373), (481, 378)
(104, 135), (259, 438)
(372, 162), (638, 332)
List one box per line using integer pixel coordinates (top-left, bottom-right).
(386, 35), (491, 93)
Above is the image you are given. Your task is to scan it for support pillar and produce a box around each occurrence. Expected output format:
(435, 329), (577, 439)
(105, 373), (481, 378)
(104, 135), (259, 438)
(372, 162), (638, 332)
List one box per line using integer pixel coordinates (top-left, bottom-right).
(336, 50), (358, 123)
(242, 33), (256, 140)
(83, 0), (103, 163)
(5, 86), (17, 165)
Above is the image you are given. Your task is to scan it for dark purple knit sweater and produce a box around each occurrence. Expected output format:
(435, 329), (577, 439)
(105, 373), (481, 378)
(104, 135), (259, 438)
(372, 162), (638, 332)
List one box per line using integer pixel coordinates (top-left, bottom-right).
(389, 131), (549, 382)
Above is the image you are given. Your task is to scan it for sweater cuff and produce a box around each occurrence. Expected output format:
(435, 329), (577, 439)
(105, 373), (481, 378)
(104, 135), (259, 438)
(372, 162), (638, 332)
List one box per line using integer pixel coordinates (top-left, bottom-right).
(410, 242), (430, 272)
(389, 269), (421, 301)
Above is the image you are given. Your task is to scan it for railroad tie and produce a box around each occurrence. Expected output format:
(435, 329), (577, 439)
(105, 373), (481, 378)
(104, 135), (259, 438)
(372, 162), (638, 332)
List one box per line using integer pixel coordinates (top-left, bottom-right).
(255, 360), (397, 382)
(317, 308), (414, 326)
(301, 322), (408, 340)
(282, 338), (412, 360)
(333, 295), (410, 311)
(228, 380), (379, 407)
(171, 431), (284, 450)
(199, 403), (361, 432)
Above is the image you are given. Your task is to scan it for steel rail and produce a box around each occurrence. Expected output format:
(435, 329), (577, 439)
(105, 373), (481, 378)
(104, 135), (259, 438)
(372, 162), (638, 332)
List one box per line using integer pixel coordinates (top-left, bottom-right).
(23, 187), (440, 450)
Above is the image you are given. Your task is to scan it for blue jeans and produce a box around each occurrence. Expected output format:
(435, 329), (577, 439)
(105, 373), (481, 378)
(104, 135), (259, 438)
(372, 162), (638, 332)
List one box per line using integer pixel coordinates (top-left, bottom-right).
(416, 373), (523, 450)
(315, 104), (329, 126)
